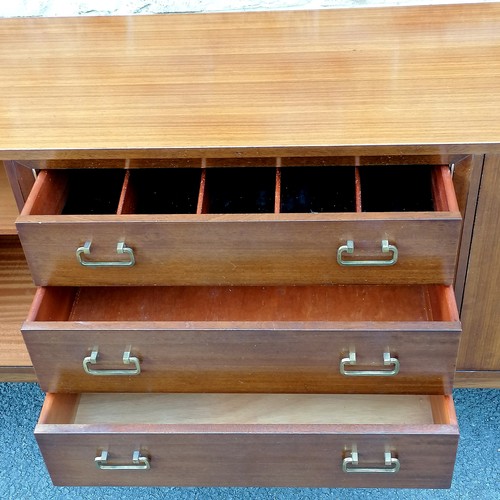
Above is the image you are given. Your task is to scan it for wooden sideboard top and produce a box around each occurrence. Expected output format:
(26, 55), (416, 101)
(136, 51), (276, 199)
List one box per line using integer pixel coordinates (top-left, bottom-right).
(0, 3), (500, 159)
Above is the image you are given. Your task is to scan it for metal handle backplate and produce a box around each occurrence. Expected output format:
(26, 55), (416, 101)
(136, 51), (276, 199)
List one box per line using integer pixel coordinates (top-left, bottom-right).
(337, 239), (398, 266)
(95, 450), (150, 470)
(340, 350), (400, 376)
(76, 240), (135, 267)
(83, 347), (141, 376)
(343, 451), (400, 474)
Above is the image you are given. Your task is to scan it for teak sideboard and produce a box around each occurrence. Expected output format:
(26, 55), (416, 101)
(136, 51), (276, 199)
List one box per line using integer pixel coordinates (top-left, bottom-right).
(0, 3), (499, 489)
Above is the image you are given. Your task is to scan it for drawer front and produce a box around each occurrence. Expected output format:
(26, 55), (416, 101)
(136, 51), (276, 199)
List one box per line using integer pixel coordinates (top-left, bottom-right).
(18, 216), (461, 286)
(24, 326), (460, 395)
(23, 285), (461, 394)
(35, 393), (459, 488)
(37, 432), (458, 488)
(17, 164), (461, 286)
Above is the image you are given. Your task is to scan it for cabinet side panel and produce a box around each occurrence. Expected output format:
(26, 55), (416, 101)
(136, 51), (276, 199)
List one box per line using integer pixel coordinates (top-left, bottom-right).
(3, 161), (35, 212)
(457, 155), (500, 374)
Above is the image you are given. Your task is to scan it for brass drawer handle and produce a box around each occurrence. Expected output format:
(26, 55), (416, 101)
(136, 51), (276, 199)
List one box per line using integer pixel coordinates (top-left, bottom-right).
(83, 347), (141, 376)
(76, 240), (135, 267)
(95, 450), (150, 470)
(340, 350), (400, 376)
(343, 451), (400, 474)
(337, 239), (398, 266)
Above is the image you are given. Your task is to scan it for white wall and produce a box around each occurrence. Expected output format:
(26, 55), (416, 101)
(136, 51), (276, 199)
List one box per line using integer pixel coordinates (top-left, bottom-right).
(0, 0), (497, 17)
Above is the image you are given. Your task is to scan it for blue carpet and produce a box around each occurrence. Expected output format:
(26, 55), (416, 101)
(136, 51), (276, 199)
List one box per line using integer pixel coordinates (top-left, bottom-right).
(0, 384), (498, 500)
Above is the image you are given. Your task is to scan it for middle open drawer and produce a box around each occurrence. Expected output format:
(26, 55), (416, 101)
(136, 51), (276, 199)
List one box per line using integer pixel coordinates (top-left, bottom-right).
(23, 284), (461, 394)
(16, 161), (461, 286)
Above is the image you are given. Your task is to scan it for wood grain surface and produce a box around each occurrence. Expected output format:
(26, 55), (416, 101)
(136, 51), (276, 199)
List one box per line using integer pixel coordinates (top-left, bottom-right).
(72, 393), (435, 425)
(0, 163), (19, 235)
(0, 236), (35, 377)
(457, 155), (500, 371)
(454, 370), (500, 388)
(0, 167), (35, 379)
(62, 284), (449, 322)
(1, 4), (500, 158)
(36, 393), (458, 488)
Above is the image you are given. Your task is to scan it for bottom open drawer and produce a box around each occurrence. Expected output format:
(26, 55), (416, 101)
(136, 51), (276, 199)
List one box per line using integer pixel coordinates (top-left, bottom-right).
(36, 393), (458, 488)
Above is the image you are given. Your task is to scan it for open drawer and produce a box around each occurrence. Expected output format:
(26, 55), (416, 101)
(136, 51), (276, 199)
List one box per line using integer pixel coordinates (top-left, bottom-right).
(23, 284), (461, 394)
(35, 392), (459, 488)
(16, 157), (462, 286)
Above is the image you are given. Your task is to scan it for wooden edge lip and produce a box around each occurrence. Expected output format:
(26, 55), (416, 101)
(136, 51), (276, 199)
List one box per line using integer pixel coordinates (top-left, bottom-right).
(20, 320), (463, 332)
(0, 367), (36, 382)
(18, 170), (47, 217)
(428, 166), (459, 217)
(8, 154), (475, 169)
(442, 167), (460, 213)
(15, 211), (463, 223)
(444, 395), (458, 426)
(0, 144), (500, 160)
(24, 287), (46, 322)
(443, 285), (460, 323)
(36, 393), (58, 425)
(35, 422), (459, 435)
(454, 371), (500, 388)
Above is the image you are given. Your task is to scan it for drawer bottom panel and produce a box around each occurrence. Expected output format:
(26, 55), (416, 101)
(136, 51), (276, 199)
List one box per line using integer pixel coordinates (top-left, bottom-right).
(36, 393), (459, 488)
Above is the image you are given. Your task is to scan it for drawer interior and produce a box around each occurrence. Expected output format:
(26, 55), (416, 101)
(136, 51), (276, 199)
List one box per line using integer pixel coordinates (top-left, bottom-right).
(30, 284), (458, 323)
(60, 170), (125, 215)
(40, 393), (456, 426)
(280, 166), (355, 213)
(22, 156), (457, 216)
(203, 168), (276, 214)
(358, 166), (433, 212)
(123, 169), (202, 214)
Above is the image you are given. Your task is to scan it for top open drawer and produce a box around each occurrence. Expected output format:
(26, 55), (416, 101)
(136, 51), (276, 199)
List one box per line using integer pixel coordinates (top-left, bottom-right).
(16, 157), (461, 286)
